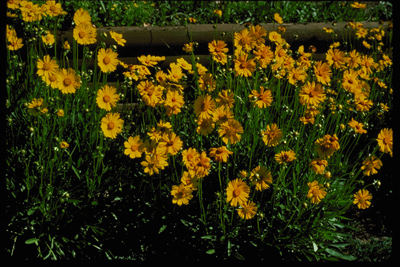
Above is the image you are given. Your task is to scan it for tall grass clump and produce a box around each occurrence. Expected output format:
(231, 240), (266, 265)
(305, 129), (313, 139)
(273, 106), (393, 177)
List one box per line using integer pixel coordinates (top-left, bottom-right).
(6, 1), (393, 261)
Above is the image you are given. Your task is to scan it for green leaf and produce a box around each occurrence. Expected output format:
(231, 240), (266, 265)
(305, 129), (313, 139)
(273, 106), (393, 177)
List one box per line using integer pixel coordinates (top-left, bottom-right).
(25, 238), (39, 245)
(206, 249), (215, 254)
(201, 235), (214, 240)
(325, 248), (356, 261)
(312, 241), (318, 252)
(158, 225), (167, 234)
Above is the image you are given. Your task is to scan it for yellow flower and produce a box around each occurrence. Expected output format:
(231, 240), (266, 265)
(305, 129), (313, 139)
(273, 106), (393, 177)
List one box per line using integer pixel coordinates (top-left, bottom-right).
(96, 85), (120, 111)
(209, 146), (233, 163)
(249, 165), (272, 191)
(299, 81), (326, 106)
(73, 21), (97, 45)
(268, 31), (283, 44)
(60, 141), (69, 149)
(351, 2), (367, 9)
(124, 136), (144, 159)
(274, 13), (283, 24)
(234, 28), (256, 52)
(167, 62), (183, 82)
(253, 44), (274, 68)
(97, 48), (119, 73)
(226, 178), (250, 207)
(249, 86), (273, 108)
(100, 112), (124, 139)
(43, 1), (67, 17)
(109, 31), (126, 46)
(326, 48), (346, 69)
(310, 159), (328, 174)
(348, 118), (367, 134)
(56, 109), (64, 117)
(288, 67), (307, 85)
(137, 54), (165, 67)
(193, 151), (211, 178)
(212, 106), (234, 126)
(213, 9), (222, 17)
(194, 94), (216, 120)
(313, 61), (331, 85)
(261, 123), (283, 147)
(158, 132), (183, 156)
(306, 181), (327, 204)
(233, 53), (256, 77)
(323, 27), (334, 33)
(376, 128), (393, 156)
(141, 148), (169, 176)
(216, 90), (235, 108)
(37, 55), (59, 81)
(182, 148), (200, 170)
(27, 98), (48, 116)
(7, 35), (24, 51)
(182, 42), (195, 54)
(171, 184), (193, 206)
(237, 200), (257, 220)
(218, 119), (244, 145)
(181, 171), (198, 191)
(41, 31), (55, 46)
(196, 117), (215, 136)
(249, 25), (267, 46)
(73, 8), (91, 25)
(164, 89), (184, 116)
(56, 68), (81, 94)
(314, 134), (340, 159)
(361, 156), (382, 176)
(275, 150), (297, 164)
(353, 189), (372, 210)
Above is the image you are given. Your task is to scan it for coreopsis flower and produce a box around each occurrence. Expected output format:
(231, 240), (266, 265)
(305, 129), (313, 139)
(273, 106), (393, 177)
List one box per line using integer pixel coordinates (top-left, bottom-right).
(351, 2), (366, 9)
(124, 136), (144, 159)
(346, 50), (362, 69)
(300, 106), (319, 125)
(96, 85), (120, 111)
(182, 148), (200, 170)
(237, 200), (257, 220)
(288, 67), (307, 85)
(299, 81), (326, 106)
(216, 90), (235, 108)
(353, 189), (372, 210)
(213, 9), (222, 17)
(261, 123), (283, 147)
(110, 31), (126, 46)
(176, 57), (192, 72)
(315, 134), (340, 159)
(164, 89), (184, 115)
(20, 1), (42, 22)
(249, 86), (273, 108)
(212, 106), (234, 126)
(158, 132), (183, 156)
(274, 13), (283, 24)
(100, 112), (124, 139)
(361, 156), (382, 176)
(73, 21), (97, 45)
(218, 119), (244, 145)
(209, 146), (233, 163)
(359, 54), (377, 76)
(141, 148), (169, 176)
(7, 35), (24, 51)
(354, 94), (373, 112)
(43, 1), (67, 17)
(306, 181), (327, 204)
(194, 94), (216, 120)
(141, 139), (158, 155)
(7, 0), (21, 9)
(226, 179), (250, 207)
(348, 118), (367, 134)
(171, 184), (193, 206)
(60, 141), (69, 149)
(233, 53), (256, 77)
(181, 171), (199, 191)
(37, 55), (59, 81)
(253, 44), (274, 68)
(138, 54), (165, 67)
(208, 40), (229, 57)
(310, 159), (328, 174)
(323, 27), (334, 34)
(182, 42), (195, 53)
(167, 63), (183, 83)
(193, 151), (211, 178)
(97, 48), (119, 73)
(56, 109), (64, 117)
(313, 61), (331, 85)
(326, 48), (346, 69)
(250, 165), (273, 191)
(198, 73), (216, 92)
(27, 98), (48, 116)
(342, 69), (360, 93)
(249, 25), (267, 46)
(188, 17), (196, 23)
(234, 28), (256, 52)
(56, 68), (81, 94)
(268, 31), (283, 44)
(275, 150), (297, 164)
(73, 8), (91, 25)
(41, 31), (55, 46)
(196, 117), (215, 136)
(376, 128), (393, 156)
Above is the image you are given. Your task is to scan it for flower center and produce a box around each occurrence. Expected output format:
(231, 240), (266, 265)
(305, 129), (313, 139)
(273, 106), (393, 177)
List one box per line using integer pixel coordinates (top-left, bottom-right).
(63, 78), (72, 86)
(233, 188), (241, 198)
(103, 95), (111, 103)
(43, 62), (50, 71)
(103, 56), (111, 64)
(78, 31), (86, 39)
(383, 136), (391, 145)
(108, 121), (115, 130)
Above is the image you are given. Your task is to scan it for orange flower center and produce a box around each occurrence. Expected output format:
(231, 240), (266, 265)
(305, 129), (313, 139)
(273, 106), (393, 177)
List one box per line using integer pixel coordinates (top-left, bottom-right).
(233, 188), (241, 198)
(63, 78), (72, 86)
(383, 136), (391, 145)
(78, 31), (86, 38)
(103, 95), (111, 103)
(103, 56), (111, 64)
(167, 141), (174, 147)
(108, 121), (115, 130)
(43, 62), (50, 71)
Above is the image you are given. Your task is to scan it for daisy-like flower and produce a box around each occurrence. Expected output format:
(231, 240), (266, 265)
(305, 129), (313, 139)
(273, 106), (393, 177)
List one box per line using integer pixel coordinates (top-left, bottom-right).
(182, 42), (195, 54)
(43, 1), (67, 17)
(181, 171), (199, 191)
(60, 141), (69, 149)
(274, 13), (283, 24)
(182, 148), (200, 170)
(233, 53), (256, 77)
(194, 94), (216, 120)
(237, 200), (257, 220)
(323, 27), (334, 34)
(218, 119), (244, 145)
(315, 134), (340, 159)
(27, 98), (48, 116)
(198, 73), (216, 92)
(196, 117), (215, 136)
(288, 67), (307, 85)
(354, 94), (373, 112)
(56, 68), (81, 94)
(158, 132), (183, 156)
(261, 123), (283, 147)
(164, 89), (184, 116)
(249, 25), (267, 46)
(97, 48), (119, 73)
(326, 48), (346, 69)
(346, 49), (362, 69)
(56, 109), (64, 117)
(138, 54), (166, 67)
(310, 159), (328, 175)
(226, 178), (250, 207)
(306, 181), (327, 204)
(110, 31), (126, 46)
(141, 149), (169, 176)
(342, 69), (360, 93)
(313, 61), (331, 85)
(212, 106), (234, 126)
(100, 112), (124, 139)
(216, 90), (235, 108)
(124, 136), (144, 159)
(234, 28), (256, 52)
(361, 155), (382, 176)
(250, 165), (273, 191)
(348, 118), (367, 134)
(7, 35), (24, 51)
(253, 44), (274, 68)
(96, 85), (120, 111)
(376, 128), (393, 156)
(171, 184), (193, 206)
(275, 150), (297, 164)
(213, 9), (222, 17)
(299, 81), (326, 106)
(41, 31), (55, 46)
(73, 8), (91, 25)
(7, 0), (21, 9)
(209, 146), (233, 163)
(37, 55), (59, 81)
(73, 21), (97, 45)
(193, 151), (211, 178)
(268, 31), (283, 44)
(353, 189), (372, 210)
(249, 86), (273, 108)
(208, 40), (229, 57)
(351, 1), (367, 9)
